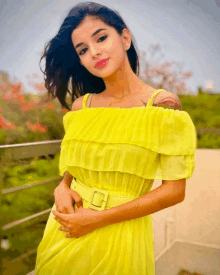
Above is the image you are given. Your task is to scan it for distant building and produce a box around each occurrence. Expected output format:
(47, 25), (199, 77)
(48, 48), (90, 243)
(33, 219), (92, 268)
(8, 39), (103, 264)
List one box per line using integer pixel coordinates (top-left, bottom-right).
(204, 81), (215, 93)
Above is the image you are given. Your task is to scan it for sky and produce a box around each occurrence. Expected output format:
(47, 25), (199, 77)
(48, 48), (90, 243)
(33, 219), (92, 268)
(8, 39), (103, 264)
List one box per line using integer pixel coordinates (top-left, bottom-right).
(0, 0), (220, 94)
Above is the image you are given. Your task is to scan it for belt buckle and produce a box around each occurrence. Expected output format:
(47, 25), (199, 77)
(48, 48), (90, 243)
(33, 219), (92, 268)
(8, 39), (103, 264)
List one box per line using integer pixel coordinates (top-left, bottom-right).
(88, 187), (109, 211)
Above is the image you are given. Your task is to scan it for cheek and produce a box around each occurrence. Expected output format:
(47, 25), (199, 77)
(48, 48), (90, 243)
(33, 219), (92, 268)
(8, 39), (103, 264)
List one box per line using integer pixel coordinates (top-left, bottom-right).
(112, 44), (126, 64)
(107, 38), (124, 53)
(80, 57), (91, 69)
(104, 40), (125, 64)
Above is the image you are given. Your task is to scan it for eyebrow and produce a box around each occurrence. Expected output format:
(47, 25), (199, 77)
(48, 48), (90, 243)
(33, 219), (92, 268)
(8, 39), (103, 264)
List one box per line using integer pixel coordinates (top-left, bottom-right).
(74, 28), (107, 50)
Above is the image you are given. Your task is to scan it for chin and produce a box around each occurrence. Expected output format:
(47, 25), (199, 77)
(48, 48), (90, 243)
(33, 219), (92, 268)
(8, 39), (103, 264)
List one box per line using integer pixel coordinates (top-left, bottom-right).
(97, 69), (118, 79)
(91, 67), (114, 78)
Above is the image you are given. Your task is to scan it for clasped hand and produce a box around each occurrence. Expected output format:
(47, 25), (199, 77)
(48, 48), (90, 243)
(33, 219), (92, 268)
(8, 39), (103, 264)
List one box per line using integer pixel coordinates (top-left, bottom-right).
(52, 206), (99, 238)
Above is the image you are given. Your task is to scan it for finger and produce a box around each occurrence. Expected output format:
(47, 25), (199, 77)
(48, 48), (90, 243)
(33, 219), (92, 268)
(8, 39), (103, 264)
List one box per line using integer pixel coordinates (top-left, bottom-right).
(57, 226), (73, 237)
(58, 226), (69, 231)
(58, 199), (76, 214)
(53, 210), (66, 218)
(70, 189), (83, 207)
(70, 190), (84, 209)
(64, 202), (76, 214)
(55, 218), (67, 228)
(59, 205), (75, 214)
(52, 211), (68, 227)
(65, 233), (78, 238)
(55, 201), (64, 214)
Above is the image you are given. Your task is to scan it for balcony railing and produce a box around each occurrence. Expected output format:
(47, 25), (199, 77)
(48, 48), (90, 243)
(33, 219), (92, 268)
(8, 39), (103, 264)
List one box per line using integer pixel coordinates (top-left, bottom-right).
(0, 140), (63, 275)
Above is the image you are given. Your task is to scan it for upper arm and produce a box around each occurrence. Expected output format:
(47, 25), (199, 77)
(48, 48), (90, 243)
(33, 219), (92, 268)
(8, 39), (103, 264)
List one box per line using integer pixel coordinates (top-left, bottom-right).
(155, 91), (185, 199)
(161, 178), (186, 202)
(153, 91), (182, 110)
(71, 95), (85, 111)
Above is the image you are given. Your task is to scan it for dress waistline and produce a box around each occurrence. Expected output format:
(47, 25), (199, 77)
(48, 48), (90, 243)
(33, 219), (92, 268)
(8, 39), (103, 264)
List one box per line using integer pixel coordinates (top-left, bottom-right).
(70, 177), (137, 211)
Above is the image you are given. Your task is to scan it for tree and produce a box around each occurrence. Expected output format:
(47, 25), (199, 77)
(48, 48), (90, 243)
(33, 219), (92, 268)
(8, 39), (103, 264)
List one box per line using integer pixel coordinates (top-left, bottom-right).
(139, 43), (193, 95)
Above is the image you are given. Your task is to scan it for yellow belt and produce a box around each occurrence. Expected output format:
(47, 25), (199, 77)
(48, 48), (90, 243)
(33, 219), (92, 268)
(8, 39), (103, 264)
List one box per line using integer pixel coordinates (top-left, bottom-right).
(70, 177), (137, 211)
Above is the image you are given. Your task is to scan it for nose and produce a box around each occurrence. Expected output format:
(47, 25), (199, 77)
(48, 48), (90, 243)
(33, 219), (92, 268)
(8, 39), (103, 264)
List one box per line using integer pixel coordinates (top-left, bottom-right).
(90, 44), (101, 59)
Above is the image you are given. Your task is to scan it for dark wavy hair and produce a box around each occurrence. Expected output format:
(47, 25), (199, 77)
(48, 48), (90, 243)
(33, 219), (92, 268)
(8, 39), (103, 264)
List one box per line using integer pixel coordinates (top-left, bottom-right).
(40, 2), (140, 110)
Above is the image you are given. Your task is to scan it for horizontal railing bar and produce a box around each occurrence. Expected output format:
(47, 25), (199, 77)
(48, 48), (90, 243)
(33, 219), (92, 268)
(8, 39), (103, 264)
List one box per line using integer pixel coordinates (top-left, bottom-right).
(0, 140), (62, 161)
(0, 140), (62, 149)
(26, 271), (35, 275)
(2, 176), (62, 195)
(10, 248), (37, 263)
(2, 208), (52, 231)
(174, 238), (220, 250)
(197, 128), (220, 135)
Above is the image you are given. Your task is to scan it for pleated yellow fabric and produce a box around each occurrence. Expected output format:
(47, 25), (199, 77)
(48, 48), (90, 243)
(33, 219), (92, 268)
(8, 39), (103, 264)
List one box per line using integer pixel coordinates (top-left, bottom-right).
(35, 89), (197, 274)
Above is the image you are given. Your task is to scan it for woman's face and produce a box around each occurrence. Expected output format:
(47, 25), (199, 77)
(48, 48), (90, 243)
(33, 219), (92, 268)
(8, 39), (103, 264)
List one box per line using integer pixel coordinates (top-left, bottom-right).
(71, 16), (131, 78)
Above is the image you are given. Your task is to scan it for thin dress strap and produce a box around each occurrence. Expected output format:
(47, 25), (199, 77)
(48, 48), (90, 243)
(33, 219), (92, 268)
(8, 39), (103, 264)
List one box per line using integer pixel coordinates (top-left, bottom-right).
(82, 93), (91, 109)
(146, 89), (166, 107)
(87, 93), (95, 108)
(83, 93), (97, 109)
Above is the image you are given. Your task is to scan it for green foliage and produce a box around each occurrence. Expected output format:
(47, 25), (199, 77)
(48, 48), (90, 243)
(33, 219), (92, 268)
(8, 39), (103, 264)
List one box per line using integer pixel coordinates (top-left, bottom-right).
(0, 92), (65, 144)
(178, 269), (205, 275)
(1, 153), (62, 274)
(0, 129), (7, 144)
(179, 92), (220, 149)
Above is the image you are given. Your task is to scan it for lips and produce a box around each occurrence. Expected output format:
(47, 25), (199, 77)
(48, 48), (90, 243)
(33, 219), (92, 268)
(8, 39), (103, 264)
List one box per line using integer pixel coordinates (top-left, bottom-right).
(95, 58), (109, 68)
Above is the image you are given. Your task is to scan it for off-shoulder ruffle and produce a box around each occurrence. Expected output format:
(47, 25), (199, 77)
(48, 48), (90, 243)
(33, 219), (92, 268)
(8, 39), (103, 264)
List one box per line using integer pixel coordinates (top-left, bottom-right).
(59, 106), (197, 180)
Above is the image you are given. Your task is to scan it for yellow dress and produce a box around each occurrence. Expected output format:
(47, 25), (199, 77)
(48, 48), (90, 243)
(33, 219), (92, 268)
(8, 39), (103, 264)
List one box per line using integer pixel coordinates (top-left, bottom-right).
(35, 89), (197, 274)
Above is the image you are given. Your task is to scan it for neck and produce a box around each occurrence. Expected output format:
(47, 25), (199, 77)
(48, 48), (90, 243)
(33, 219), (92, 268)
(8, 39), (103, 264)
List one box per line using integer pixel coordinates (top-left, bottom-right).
(101, 55), (144, 98)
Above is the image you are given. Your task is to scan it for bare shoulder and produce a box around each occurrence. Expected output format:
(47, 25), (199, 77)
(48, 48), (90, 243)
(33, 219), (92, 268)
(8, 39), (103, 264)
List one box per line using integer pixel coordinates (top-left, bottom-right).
(71, 95), (85, 111)
(153, 90), (182, 110)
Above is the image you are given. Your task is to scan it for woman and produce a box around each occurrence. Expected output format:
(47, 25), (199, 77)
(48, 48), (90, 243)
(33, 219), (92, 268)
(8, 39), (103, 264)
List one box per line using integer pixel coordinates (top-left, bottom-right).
(35, 2), (197, 274)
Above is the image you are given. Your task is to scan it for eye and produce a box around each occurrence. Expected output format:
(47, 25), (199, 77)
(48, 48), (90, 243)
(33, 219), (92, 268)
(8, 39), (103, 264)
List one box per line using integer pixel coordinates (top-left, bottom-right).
(79, 35), (108, 56)
(98, 35), (107, 42)
(79, 48), (87, 56)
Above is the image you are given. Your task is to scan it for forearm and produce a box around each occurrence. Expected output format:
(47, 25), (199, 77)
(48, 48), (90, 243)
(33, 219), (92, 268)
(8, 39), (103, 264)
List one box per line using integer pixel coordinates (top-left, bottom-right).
(95, 184), (184, 228)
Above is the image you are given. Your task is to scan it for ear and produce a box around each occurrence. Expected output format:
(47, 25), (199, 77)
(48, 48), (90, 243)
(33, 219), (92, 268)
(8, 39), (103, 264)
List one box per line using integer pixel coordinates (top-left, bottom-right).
(122, 28), (132, 51)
